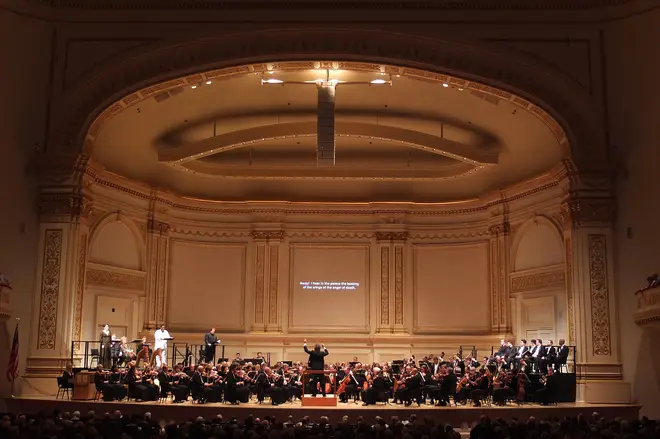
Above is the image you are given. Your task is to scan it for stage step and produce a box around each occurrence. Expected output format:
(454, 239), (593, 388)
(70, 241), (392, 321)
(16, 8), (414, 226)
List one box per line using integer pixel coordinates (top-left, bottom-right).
(301, 394), (338, 407)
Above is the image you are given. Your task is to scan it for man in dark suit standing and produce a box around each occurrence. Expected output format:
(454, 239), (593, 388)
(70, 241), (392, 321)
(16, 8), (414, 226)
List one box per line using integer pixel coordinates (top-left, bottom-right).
(204, 328), (218, 363)
(304, 338), (329, 397)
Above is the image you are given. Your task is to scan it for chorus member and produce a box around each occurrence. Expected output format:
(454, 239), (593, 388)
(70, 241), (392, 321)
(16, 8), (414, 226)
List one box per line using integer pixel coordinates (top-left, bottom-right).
(303, 338), (329, 397)
(555, 339), (569, 371)
(204, 328), (219, 363)
(154, 325), (171, 367)
(99, 324), (111, 368)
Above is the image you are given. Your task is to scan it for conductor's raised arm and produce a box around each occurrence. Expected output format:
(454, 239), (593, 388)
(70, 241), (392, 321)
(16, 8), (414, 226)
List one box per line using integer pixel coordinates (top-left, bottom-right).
(303, 339), (310, 354)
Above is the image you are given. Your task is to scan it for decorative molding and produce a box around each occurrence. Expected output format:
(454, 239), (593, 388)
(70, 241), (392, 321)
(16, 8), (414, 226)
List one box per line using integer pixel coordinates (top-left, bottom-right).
(85, 266), (146, 291)
(72, 234), (87, 349)
(588, 234), (612, 356)
(254, 245), (265, 324)
(287, 231), (374, 239)
(565, 236), (576, 345)
(394, 246), (404, 326)
(499, 242), (506, 327)
(268, 245), (279, 325)
(148, 218), (171, 234)
(38, 192), (93, 222)
(82, 61), (567, 152)
(510, 269), (566, 293)
(375, 231), (409, 242)
(170, 228), (251, 238)
(252, 230), (285, 241)
(156, 235), (168, 324)
(488, 222), (510, 236)
(23, 0), (633, 11)
(380, 246), (390, 326)
(561, 198), (615, 228)
(37, 229), (63, 350)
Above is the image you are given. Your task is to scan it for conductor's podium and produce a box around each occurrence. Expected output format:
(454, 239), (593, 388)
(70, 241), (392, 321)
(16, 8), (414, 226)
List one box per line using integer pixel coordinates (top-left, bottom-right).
(301, 369), (338, 407)
(301, 394), (338, 407)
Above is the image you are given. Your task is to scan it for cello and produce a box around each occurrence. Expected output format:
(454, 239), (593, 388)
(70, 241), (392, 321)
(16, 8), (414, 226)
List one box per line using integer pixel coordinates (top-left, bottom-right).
(336, 373), (351, 395)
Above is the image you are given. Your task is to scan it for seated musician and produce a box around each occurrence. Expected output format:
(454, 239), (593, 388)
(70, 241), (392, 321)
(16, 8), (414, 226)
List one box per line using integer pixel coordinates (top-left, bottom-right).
(542, 340), (557, 372)
(469, 368), (491, 407)
(491, 370), (514, 405)
(437, 367), (457, 406)
(343, 365), (364, 403)
(139, 366), (160, 401)
(191, 365), (212, 403)
(287, 365), (304, 401)
(267, 368), (288, 405)
(254, 365), (270, 403)
(454, 369), (478, 404)
(158, 365), (172, 399)
(535, 367), (557, 405)
(109, 364), (127, 400)
(169, 364), (191, 403)
(94, 365), (111, 400)
(555, 339), (569, 371)
(401, 367), (423, 407)
(419, 365), (436, 404)
(363, 367), (387, 405)
(135, 337), (150, 366)
(225, 362), (250, 404)
(61, 363), (75, 389)
(393, 365), (412, 404)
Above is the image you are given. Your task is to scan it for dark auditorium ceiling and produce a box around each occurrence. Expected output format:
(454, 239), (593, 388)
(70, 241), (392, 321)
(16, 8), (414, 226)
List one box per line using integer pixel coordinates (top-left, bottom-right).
(90, 62), (565, 203)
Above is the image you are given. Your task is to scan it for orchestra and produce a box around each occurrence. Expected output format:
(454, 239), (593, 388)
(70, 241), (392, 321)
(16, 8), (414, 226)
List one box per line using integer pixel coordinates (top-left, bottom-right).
(80, 331), (569, 407)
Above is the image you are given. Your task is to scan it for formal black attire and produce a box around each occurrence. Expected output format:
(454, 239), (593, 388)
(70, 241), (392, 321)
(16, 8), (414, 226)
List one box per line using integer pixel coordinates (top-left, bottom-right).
(555, 345), (569, 371)
(204, 332), (218, 363)
(363, 375), (387, 405)
(255, 371), (270, 403)
(100, 332), (112, 368)
(304, 344), (328, 396)
(535, 374), (557, 405)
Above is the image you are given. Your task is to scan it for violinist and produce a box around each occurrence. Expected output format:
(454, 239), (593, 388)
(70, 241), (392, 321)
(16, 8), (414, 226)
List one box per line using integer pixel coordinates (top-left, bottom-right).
(469, 369), (491, 407)
(169, 365), (190, 403)
(267, 368), (288, 405)
(491, 370), (513, 405)
(225, 362), (249, 404)
(343, 365), (364, 403)
(254, 365), (270, 404)
(436, 367), (456, 406)
(400, 367), (423, 407)
(139, 366), (159, 401)
(287, 366), (304, 401)
(94, 365), (113, 401)
(454, 370), (477, 404)
(191, 365), (212, 403)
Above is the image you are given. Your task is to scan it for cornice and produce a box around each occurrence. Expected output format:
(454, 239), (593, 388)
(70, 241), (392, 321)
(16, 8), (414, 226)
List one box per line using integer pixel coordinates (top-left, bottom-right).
(19, 0), (630, 11)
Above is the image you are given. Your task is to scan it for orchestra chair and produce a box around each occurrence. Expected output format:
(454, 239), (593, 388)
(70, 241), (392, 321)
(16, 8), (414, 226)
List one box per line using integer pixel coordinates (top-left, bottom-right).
(56, 377), (72, 400)
(89, 349), (100, 368)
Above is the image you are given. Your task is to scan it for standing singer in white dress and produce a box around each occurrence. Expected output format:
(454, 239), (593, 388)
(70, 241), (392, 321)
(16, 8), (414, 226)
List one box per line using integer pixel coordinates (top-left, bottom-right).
(154, 325), (171, 367)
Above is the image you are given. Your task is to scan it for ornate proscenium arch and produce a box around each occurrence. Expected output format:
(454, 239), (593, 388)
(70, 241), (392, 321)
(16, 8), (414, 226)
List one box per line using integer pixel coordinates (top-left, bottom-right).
(48, 29), (607, 177)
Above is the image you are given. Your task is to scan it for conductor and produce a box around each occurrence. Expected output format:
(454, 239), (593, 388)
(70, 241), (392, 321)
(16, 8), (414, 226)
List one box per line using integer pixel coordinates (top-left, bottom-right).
(303, 338), (328, 397)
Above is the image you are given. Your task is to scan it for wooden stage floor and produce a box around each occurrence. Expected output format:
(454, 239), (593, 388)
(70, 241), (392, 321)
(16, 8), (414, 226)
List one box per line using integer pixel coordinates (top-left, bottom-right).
(5, 396), (640, 425)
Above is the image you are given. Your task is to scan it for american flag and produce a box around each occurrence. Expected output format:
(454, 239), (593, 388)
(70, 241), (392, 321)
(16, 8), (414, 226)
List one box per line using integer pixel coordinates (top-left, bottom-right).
(6, 323), (19, 382)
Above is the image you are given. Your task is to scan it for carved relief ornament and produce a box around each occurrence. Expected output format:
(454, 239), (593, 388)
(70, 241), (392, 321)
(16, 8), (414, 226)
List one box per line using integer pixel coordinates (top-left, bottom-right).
(252, 230), (285, 241)
(510, 269), (565, 293)
(561, 199), (615, 228)
(86, 267), (146, 290)
(587, 234), (612, 356)
(37, 229), (63, 350)
(38, 192), (93, 222)
(488, 222), (510, 236)
(375, 231), (409, 242)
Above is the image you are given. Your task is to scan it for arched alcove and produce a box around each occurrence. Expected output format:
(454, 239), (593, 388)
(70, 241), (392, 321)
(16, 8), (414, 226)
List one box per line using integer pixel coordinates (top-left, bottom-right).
(513, 217), (564, 272)
(89, 216), (144, 271)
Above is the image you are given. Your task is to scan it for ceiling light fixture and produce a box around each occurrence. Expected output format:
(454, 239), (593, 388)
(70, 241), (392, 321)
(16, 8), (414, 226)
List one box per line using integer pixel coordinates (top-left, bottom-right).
(191, 84), (198, 89)
(206, 80), (212, 85)
(370, 79), (387, 84)
(261, 78), (284, 84)
(442, 83), (449, 88)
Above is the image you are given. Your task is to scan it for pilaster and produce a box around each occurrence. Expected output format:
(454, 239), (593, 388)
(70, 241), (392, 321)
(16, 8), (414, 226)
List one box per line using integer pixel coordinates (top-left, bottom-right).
(145, 197), (170, 329)
(375, 232), (407, 334)
(561, 174), (630, 403)
(26, 154), (92, 380)
(251, 230), (285, 333)
(488, 222), (511, 334)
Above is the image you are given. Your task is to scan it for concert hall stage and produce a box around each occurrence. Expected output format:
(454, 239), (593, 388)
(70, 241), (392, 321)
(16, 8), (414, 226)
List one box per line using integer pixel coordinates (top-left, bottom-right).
(5, 397), (640, 425)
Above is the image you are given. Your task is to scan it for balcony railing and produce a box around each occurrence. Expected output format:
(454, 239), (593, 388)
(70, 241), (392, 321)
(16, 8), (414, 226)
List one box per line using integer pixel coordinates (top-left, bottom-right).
(633, 287), (660, 330)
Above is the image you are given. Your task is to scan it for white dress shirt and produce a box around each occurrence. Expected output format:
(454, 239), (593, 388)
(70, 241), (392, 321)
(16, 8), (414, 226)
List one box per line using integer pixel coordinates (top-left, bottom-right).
(154, 329), (171, 350)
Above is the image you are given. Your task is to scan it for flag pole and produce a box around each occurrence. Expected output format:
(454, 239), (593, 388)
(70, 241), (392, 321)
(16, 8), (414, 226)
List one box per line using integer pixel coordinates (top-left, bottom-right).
(11, 317), (19, 398)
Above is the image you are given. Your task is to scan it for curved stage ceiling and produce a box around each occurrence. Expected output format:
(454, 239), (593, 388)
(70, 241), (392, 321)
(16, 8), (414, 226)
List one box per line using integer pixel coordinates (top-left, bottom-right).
(90, 61), (566, 202)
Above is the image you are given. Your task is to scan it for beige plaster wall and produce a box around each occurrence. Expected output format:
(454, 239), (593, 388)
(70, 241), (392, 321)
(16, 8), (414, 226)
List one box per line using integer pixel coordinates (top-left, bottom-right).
(0, 10), (52, 404)
(606, 7), (660, 419)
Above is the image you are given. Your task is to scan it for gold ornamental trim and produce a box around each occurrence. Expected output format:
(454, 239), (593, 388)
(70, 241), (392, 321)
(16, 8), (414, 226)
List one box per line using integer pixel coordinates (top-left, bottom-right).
(85, 266), (146, 291)
(510, 269), (565, 293)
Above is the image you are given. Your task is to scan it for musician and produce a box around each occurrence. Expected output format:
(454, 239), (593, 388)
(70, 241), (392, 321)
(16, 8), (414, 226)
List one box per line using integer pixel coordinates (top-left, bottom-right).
(61, 363), (75, 390)
(535, 367), (557, 405)
(515, 339), (529, 362)
(256, 352), (266, 364)
(542, 340), (557, 372)
(531, 339), (546, 372)
(204, 328), (219, 363)
(303, 338), (329, 397)
(118, 336), (134, 366)
(235, 353), (243, 363)
(110, 334), (122, 367)
(139, 366), (160, 401)
(494, 339), (507, 358)
(555, 339), (569, 371)
(100, 324), (112, 368)
(266, 368), (288, 405)
(225, 362), (250, 404)
(136, 336), (150, 366)
(94, 365), (113, 401)
(363, 367), (386, 405)
(401, 367), (423, 406)
(154, 325), (171, 367)
(191, 365), (212, 403)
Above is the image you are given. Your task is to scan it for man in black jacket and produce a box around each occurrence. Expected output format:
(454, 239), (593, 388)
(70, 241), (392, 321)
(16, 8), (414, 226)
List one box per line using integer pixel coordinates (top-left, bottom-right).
(304, 338), (329, 396)
(204, 328), (218, 363)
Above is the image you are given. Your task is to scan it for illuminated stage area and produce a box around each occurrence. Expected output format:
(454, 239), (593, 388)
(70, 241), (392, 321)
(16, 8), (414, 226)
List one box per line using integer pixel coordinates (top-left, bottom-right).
(5, 397), (640, 425)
